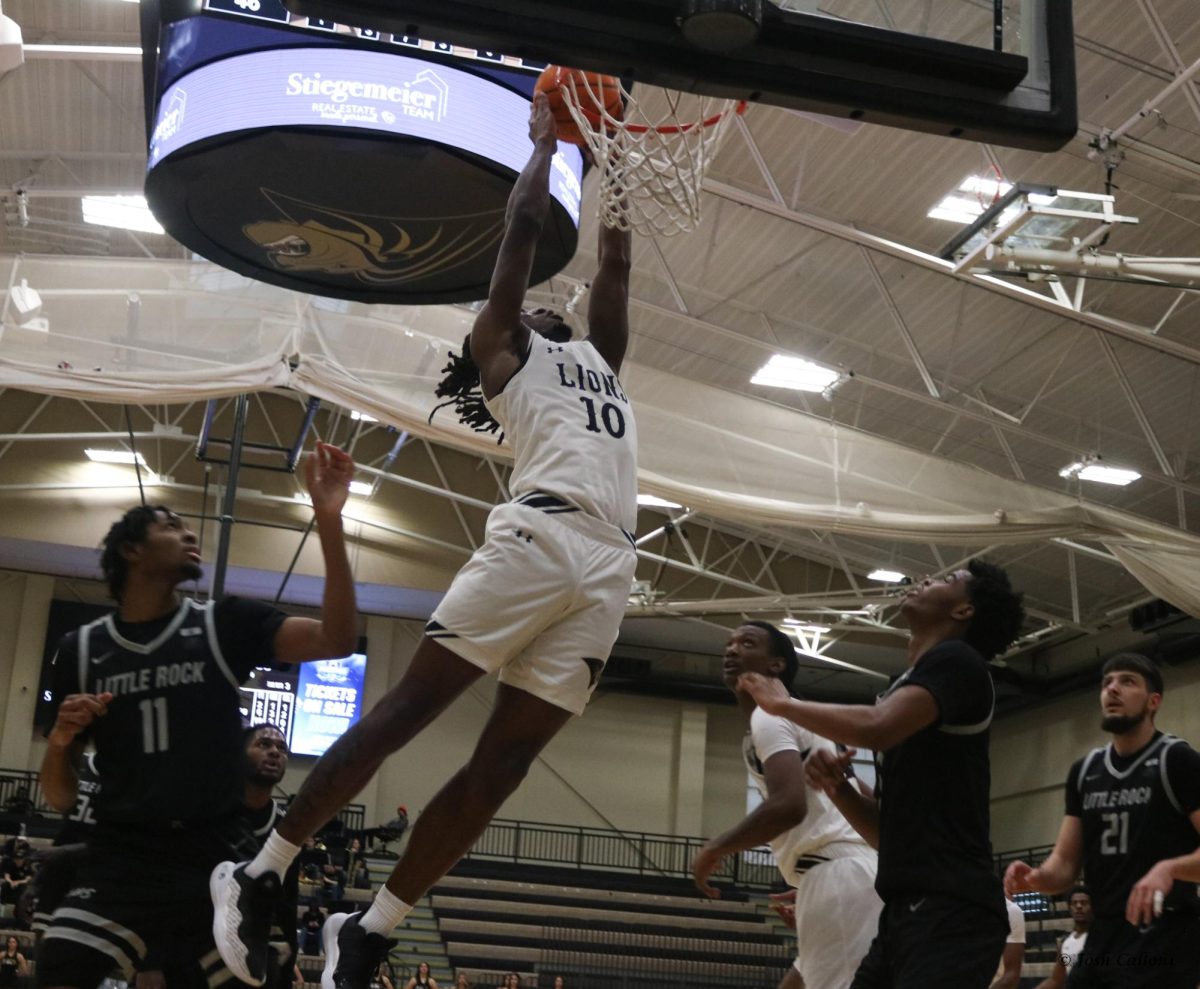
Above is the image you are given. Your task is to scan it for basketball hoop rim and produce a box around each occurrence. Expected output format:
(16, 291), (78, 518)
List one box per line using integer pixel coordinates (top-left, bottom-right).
(572, 99), (749, 136)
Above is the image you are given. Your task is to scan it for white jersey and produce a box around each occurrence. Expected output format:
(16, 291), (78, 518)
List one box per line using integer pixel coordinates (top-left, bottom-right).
(994, 898), (1027, 982)
(1061, 930), (1087, 974)
(486, 337), (637, 532)
(745, 707), (869, 884)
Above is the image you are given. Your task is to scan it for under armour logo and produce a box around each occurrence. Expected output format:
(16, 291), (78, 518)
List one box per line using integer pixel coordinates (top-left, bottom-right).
(583, 658), (605, 690)
(514, 529), (534, 543)
(547, 345), (564, 353)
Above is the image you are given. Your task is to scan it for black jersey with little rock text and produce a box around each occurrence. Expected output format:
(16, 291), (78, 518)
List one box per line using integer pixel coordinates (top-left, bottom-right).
(873, 639), (1004, 916)
(1065, 732), (1200, 919)
(46, 596), (286, 824)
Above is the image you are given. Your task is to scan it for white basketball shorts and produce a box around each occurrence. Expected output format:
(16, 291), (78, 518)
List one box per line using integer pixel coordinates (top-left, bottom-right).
(793, 846), (882, 989)
(427, 497), (637, 716)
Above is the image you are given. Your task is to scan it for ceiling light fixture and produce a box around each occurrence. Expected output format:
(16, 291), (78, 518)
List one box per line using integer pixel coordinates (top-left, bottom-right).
(867, 568), (905, 582)
(85, 448), (148, 466)
(1059, 455), (1140, 487)
(81, 195), (165, 234)
(750, 354), (842, 393)
(348, 480), (374, 496)
(349, 410), (377, 422)
(637, 493), (682, 509)
(783, 618), (832, 634)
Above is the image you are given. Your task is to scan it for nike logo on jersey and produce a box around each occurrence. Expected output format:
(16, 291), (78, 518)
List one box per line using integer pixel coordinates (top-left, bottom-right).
(909, 897), (926, 912)
(91, 651), (116, 665)
(180, 627), (203, 637)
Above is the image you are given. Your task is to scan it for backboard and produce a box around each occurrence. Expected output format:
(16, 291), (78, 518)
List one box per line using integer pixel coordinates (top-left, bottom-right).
(279, 0), (1077, 151)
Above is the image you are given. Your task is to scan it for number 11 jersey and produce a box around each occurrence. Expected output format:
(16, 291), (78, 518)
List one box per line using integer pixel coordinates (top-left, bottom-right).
(486, 337), (638, 532)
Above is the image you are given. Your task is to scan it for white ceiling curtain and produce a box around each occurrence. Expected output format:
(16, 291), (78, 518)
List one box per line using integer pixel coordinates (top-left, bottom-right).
(6, 254), (1200, 615)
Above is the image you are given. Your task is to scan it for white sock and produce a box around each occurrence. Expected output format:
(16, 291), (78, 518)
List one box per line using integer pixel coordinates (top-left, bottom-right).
(358, 887), (413, 936)
(243, 831), (300, 881)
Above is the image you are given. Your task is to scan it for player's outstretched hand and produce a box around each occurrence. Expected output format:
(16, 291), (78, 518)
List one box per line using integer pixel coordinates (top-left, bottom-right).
(48, 692), (113, 747)
(1126, 863), (1172, 927)
(1003, 860), (1036, 896)
(691, 844), (725, 900)
(805, 747), (855, 797)
(305, 442), (354, 517)
(768, 889), (796, 927)
(530, 91), (557, 149)
(737, 672), (792, 716)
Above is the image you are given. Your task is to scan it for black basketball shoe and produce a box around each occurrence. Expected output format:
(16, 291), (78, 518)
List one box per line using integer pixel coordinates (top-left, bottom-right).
(321, 912), (394, 989)
(210, 860), (282, 986)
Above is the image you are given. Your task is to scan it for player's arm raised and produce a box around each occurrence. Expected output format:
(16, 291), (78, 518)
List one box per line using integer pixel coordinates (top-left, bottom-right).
(692, 749), (807, 898)
(271, 442), (359, 665)
(41, 691), (112, 812)
(586, 218), (632, 375)
(739, 673), (939, 751)
(472, 93), (559, 399)
(1004, 815), (1083, 897)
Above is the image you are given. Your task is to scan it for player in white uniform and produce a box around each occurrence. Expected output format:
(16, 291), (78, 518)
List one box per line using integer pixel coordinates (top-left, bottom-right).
(212, 93), (637, 989)
(692, 622), (881, 989)
(1032, 887), (1091, 989)
(991, 897), (1027, 989)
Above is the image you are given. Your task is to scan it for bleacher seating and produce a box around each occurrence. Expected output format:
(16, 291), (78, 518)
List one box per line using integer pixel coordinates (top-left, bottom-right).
(428, 872), (793, 989)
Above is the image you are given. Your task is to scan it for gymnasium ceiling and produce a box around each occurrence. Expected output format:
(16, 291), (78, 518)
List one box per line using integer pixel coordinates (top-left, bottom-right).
(0, 0), (1198, 707)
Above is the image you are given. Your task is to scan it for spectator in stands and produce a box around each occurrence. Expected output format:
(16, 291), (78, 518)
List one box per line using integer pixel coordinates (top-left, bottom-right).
(1033, 887), (1091, 989)
(990, 896), (1026, 989)
(370, 806), (409, 855)
(301, 900), (327, 956)
(551, 979), (563, 989)
(403, 961), (436, 989)
(0, 936), (28, 988)
(347, 838), (370, 890)
(369, 961), (394, 989)
(0, 843), (32, 917)
(3, 787), (34, 817)
(452, 976), (469, 989)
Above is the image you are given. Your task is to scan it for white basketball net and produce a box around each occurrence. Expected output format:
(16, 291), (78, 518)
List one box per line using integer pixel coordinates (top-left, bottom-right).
(559, 75), (743, 237)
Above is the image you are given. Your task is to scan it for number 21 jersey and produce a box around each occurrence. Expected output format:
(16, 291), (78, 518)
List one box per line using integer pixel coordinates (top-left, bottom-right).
(1065, 732), (1200, 918)
(486, 338), (638, 533)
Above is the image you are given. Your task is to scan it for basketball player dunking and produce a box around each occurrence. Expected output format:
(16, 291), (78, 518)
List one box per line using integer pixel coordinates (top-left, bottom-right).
(212, 93), (638, 989)
(1005, 654), (1200, 988)
(35, 443), (358, 989)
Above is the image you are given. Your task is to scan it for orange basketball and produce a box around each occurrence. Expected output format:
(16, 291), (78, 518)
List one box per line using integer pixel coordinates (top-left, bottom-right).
(534, 66), (623, 146)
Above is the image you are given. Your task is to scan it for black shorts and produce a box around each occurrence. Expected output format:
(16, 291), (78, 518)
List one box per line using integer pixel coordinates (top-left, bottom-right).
(1068, 913), (1200, 989)
(35, 820), (249, 989)
(849, 892), (1008, 989)
(31, 843), (90, 934)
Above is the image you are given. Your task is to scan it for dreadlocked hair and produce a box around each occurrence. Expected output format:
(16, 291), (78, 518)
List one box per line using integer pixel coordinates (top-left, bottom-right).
(429, 334), (504, 442)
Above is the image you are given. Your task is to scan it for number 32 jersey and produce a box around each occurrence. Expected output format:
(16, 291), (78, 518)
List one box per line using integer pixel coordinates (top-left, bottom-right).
(1065, 732), (1200, 918)
(486, 338), (638, 532)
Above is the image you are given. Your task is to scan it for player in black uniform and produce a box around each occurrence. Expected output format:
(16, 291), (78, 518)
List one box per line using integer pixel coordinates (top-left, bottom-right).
(184, 723), (301, 989)
(1004, 654), (1200, 988)
(742, 560), (1024, 989)
(36, 442), (358, 989)
(30, 750), (100, 937)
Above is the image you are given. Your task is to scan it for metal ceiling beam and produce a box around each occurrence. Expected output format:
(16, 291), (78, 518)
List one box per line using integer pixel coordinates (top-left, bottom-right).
(701, 180), (1200, 368)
